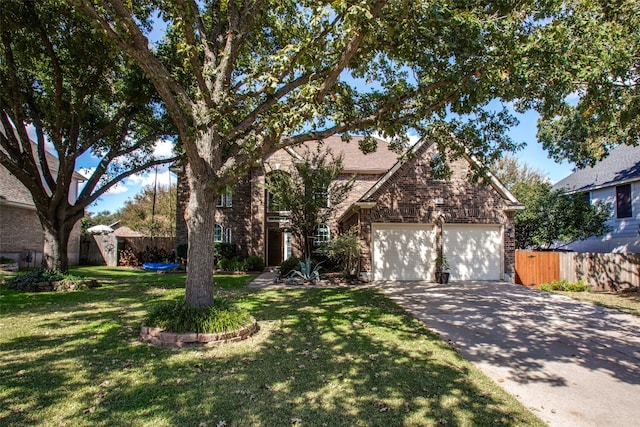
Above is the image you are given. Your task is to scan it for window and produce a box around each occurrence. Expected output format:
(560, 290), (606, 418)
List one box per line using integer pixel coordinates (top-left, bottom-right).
(224, 227), (233, 243)
(616, 184), (632, 218)
(582, 192), (591, 204)
(267, 191), (285, 213)
(216, 186), (233, 207)
(314, 224), (330, 245)
(214, 224), (223, 243)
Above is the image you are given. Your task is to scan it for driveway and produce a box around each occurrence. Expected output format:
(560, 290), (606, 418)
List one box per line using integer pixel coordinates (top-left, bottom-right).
(377, 281), (640, 426)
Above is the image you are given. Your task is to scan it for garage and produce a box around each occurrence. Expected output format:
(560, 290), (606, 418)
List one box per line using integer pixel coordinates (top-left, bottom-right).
(443, 224), (503, 280)
(372, 223), (436, 281)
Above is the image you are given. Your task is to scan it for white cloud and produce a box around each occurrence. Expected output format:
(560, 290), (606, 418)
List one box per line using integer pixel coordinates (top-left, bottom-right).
(126, 169), (175, 189)
(153, 139), (175, 158)
(105, 182), (129, 195)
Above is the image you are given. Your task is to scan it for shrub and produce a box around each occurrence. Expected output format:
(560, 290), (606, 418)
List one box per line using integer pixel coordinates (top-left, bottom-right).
(139, 246), (170, 263)
(6, 269), (97, 292)
(320, 228), (361, 276)
(0, 256), (15, 264)
(215, 243), (238, 260)
(539, 279), (591, 292)
(244, 256), (265, 272)
(218, 256), (245, 272)
(279, 256), (300, 276)
(145, 298), (253, 333)
(176, 243), (188, 259)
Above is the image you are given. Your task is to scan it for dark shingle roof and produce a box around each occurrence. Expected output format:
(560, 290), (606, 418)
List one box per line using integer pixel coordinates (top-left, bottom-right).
(552, 144), (640, 193)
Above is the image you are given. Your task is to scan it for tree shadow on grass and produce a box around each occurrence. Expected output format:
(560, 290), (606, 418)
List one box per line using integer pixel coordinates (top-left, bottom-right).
(0, 285), (543, 426)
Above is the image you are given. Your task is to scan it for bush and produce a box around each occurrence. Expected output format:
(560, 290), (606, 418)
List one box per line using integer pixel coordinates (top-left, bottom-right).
(6, 269), (98, 292)
(139, 246), (171, 263)
(218, 256), (245, 272)
(176, 243), (188, 259)
(215, 243), (238, 260)
(244, 256), (265, 272)
(320, 228), (361, 276)
(539, 279), (591, 292)
(145, 298), (253, 333)
(279, 256), (300, 277)
(0, 256), (15, 264)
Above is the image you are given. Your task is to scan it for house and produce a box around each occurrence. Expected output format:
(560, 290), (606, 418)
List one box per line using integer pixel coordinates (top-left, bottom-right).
(175, 136), (523, 281)
(552, 144), (640, 253)
(0, 149), (85, 268)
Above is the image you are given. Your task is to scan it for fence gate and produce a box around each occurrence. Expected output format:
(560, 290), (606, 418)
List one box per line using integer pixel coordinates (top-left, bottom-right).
(515, 250), (560, 286)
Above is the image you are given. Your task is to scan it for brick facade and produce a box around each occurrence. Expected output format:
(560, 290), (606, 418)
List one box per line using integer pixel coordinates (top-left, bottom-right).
(0, 163), (83, 267)
(174, 137), (520, 279)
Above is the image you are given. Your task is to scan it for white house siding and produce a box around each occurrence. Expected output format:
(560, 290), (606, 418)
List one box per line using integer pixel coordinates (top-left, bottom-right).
(563, 180), (640, 253)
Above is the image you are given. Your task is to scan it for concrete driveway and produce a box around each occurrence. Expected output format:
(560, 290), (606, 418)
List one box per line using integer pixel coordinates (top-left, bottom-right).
(376, 281), (640, 426)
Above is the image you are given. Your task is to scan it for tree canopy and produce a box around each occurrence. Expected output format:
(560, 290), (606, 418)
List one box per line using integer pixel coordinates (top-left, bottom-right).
(0, 0), (177, 271)
(118, 183), (177, 237)
(495, 157), (611, 249)
(513, 0), (640, 167)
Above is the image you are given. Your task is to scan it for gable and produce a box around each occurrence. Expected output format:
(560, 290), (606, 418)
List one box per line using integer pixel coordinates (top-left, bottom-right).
(359, 138), (521, 209)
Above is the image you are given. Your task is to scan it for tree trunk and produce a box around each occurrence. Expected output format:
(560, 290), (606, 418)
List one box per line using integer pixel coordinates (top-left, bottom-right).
(184, 164), (217, 308)
(39, 210), (81, 273)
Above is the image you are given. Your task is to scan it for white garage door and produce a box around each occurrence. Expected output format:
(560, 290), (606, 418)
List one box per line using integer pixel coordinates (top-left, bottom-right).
(372, 224), (436, 281)
(443, 224), (502, 280)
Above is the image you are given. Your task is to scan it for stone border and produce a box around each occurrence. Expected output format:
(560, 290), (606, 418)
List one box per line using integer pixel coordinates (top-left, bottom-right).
(140, 320), (259, 348)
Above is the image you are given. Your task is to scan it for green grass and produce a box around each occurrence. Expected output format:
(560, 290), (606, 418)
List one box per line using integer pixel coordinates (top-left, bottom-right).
(557, 289), (640, 317)
(0, 267), (544, 426)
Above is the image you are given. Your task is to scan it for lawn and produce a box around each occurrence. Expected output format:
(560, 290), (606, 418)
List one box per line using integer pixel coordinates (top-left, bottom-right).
(557, 289), (640, 317)
(0, 267), (543, 426)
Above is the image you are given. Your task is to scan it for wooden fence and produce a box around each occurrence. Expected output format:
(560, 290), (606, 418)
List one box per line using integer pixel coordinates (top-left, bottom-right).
(515, 250), (640, 291)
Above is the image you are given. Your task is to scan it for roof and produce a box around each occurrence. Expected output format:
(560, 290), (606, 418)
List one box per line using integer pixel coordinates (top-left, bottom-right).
(553, 144), (640, 193)
(292, 135), (400, 173)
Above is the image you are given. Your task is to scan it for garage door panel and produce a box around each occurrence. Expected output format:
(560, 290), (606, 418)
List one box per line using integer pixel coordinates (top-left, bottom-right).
(373, 224), (435, 281)
(444, 225), (502, 281)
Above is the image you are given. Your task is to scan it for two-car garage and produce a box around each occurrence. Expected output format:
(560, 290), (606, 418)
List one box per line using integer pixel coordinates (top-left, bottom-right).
(372, 223), (503, 281)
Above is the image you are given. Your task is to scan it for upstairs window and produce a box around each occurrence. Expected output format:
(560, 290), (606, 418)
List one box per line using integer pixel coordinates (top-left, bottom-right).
(216, 186), (233, 207)
(616, 184), (632, 218)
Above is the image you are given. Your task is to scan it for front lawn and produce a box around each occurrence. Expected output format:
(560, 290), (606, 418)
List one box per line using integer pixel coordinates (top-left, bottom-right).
(0, 267), (543, 426)
(556, 289), (640, 317)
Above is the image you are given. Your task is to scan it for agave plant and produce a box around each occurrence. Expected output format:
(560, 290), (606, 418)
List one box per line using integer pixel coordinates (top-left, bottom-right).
(289, 257), (322, 282)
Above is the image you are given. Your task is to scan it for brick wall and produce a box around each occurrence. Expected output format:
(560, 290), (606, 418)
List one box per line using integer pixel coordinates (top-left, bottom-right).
(356, 141), (516, 278)
(0, 204), (82, 266)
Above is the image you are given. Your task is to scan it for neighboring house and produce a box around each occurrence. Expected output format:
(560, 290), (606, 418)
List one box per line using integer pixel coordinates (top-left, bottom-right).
(175, 136), (523, 281)
(0, 148), (85, 267)
(553, 144), (640, 253)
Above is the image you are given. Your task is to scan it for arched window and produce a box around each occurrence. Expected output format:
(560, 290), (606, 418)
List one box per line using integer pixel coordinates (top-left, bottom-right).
(314, 224), (330, 245)
(214, 224), (223, 243)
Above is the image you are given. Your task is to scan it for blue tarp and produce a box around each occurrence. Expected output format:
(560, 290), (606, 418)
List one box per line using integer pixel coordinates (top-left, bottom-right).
(142, 262), (180, 271)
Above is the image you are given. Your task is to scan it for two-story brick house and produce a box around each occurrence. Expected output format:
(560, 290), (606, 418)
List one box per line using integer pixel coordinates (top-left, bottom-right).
(176, 136), (523, 281)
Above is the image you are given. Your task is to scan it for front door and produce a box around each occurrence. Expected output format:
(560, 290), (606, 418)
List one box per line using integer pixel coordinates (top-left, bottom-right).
(267, 229), (284, 266)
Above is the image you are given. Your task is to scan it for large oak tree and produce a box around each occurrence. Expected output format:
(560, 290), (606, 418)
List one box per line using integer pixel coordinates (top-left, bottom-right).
(0, 1), (178, 271)
(71, 0), (567, 307)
